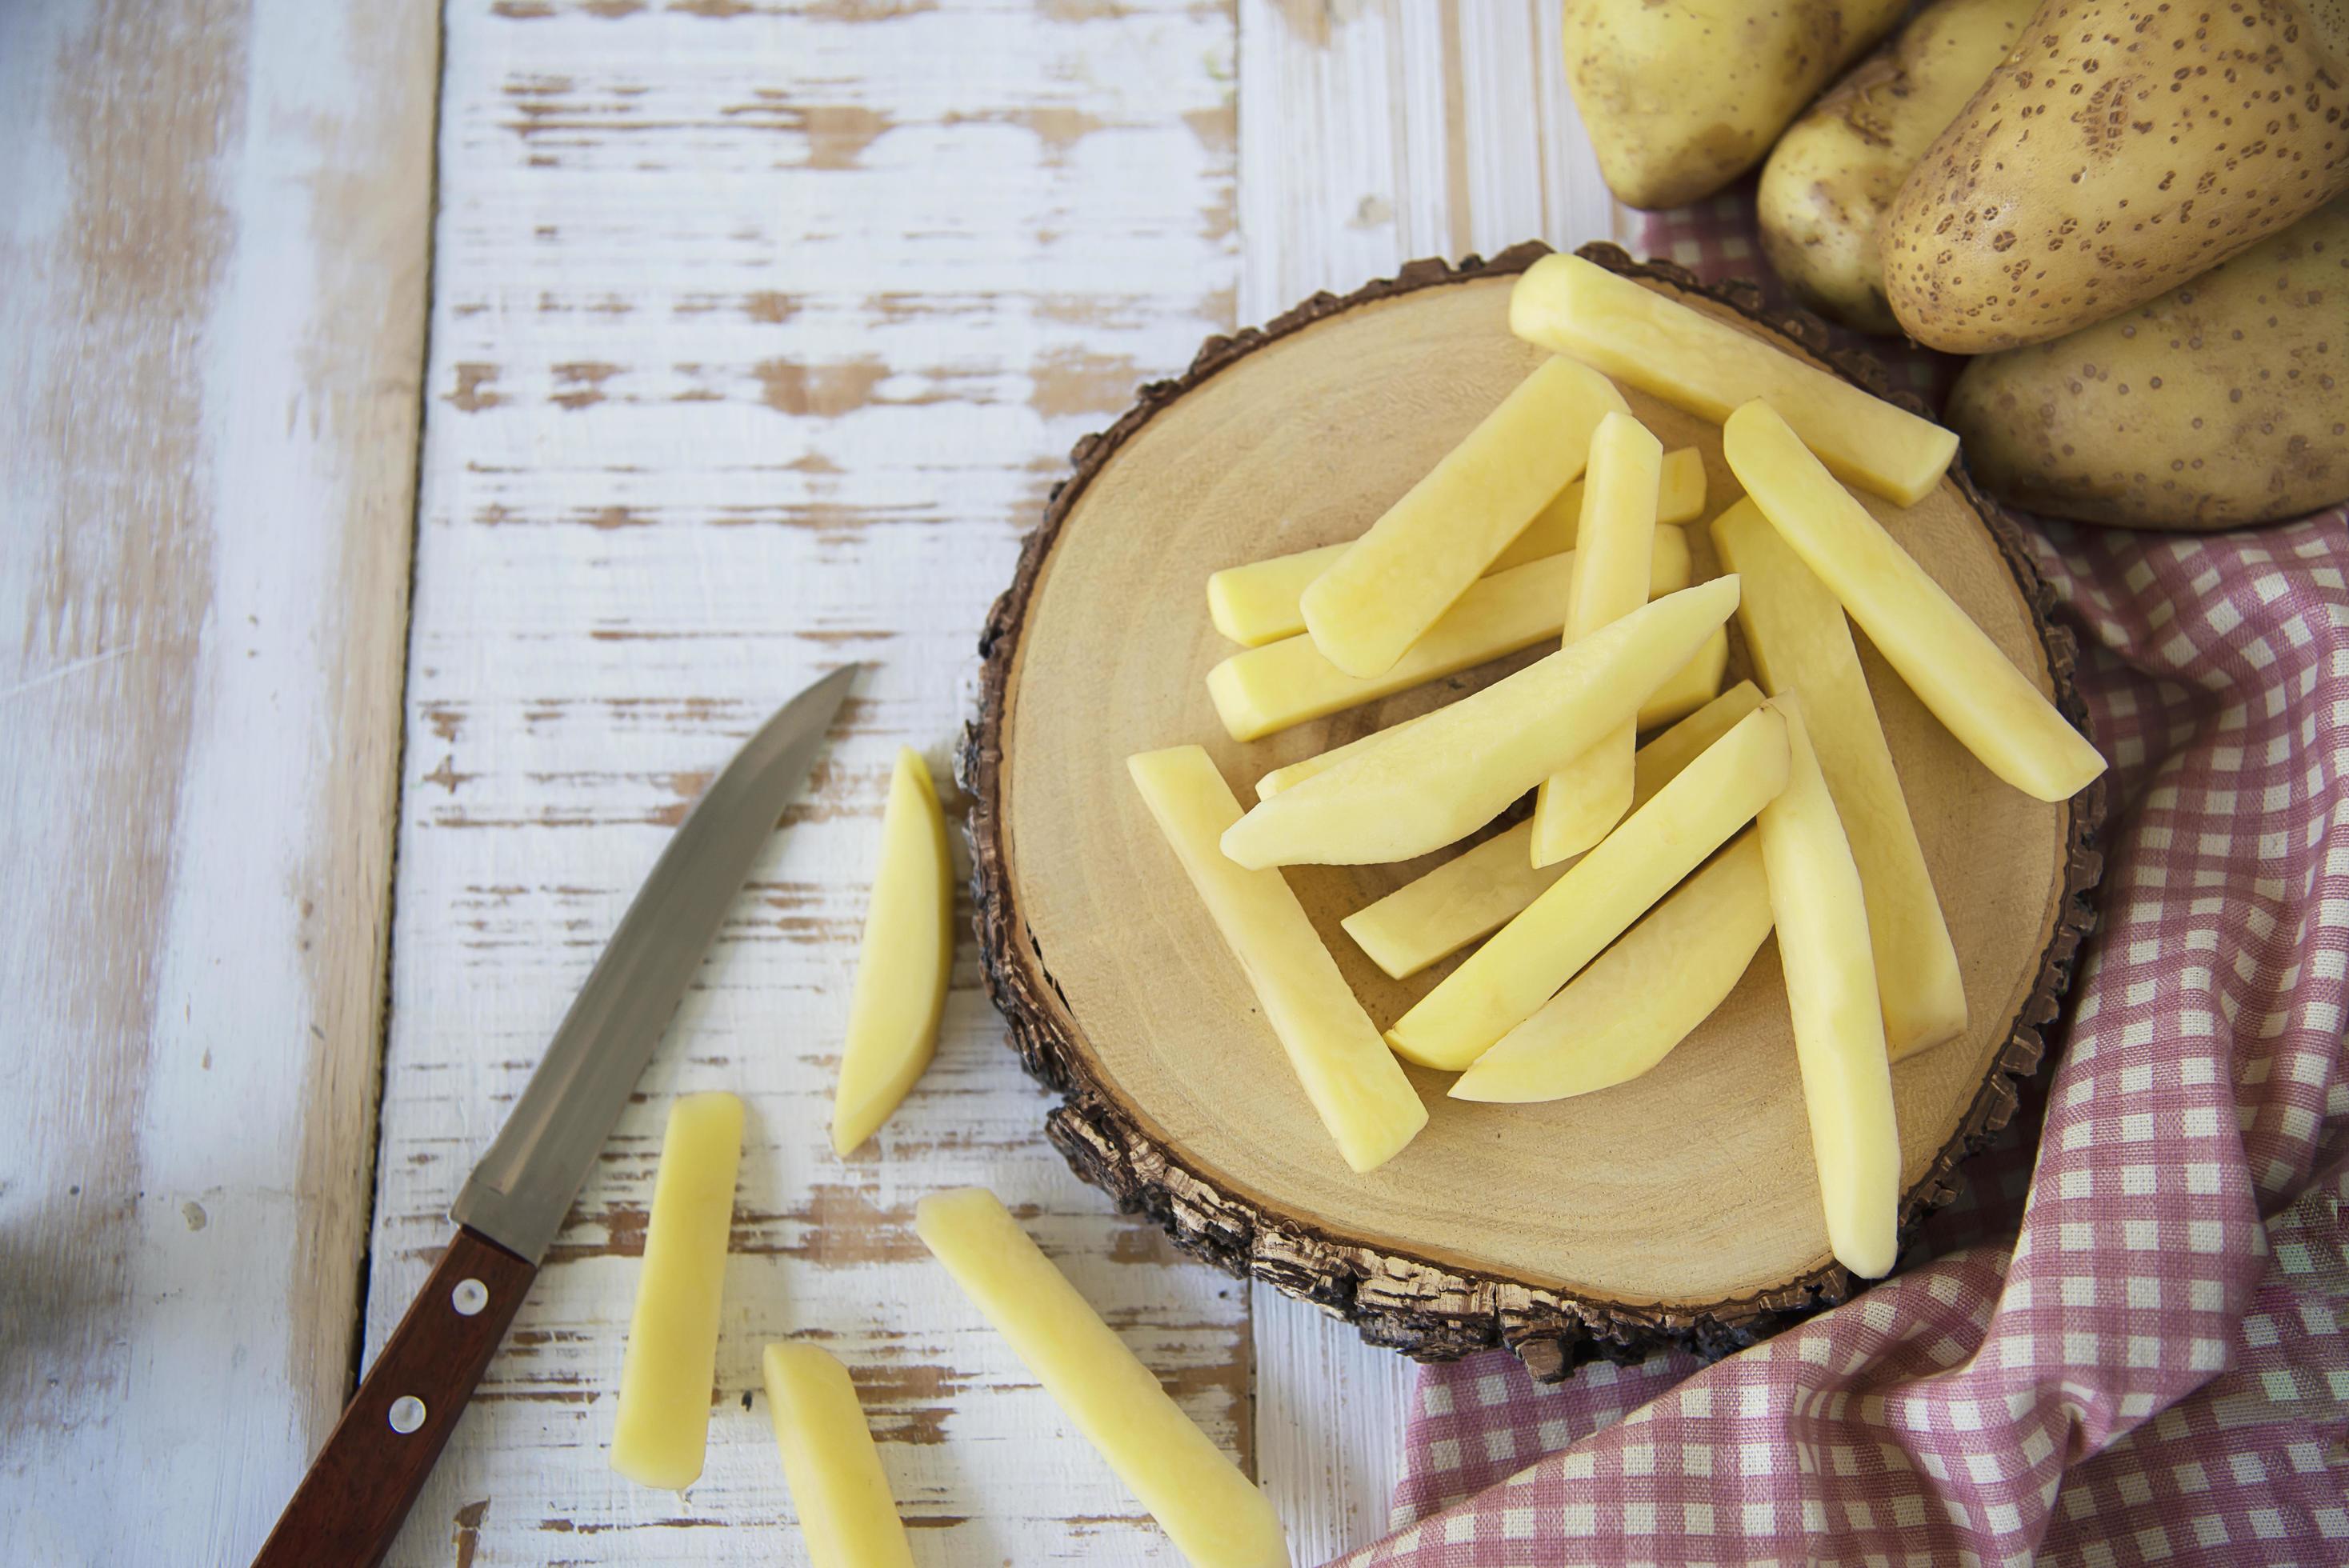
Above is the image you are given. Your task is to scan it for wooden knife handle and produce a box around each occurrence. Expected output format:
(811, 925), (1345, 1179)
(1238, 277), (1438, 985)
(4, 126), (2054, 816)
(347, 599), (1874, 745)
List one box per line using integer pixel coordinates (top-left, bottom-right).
(250, 1227), (537, 1568)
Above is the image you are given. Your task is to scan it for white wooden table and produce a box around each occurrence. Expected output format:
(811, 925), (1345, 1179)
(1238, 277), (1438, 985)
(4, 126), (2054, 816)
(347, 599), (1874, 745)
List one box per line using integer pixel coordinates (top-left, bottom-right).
(2, 4), (1624, 1562)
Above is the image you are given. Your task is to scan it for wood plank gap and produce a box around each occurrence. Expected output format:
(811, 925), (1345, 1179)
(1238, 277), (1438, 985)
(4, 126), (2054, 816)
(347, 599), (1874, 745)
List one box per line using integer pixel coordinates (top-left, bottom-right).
(343, 0), (458, 1406)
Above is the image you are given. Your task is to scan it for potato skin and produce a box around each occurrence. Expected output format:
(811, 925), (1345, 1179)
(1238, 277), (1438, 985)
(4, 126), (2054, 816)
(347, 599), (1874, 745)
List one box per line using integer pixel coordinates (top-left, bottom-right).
(1563, 0), (1905, 211)
(1947, 196), (2349, 530)
(1883, 0), (2349, 353)
(1758, 0), (2037, 334)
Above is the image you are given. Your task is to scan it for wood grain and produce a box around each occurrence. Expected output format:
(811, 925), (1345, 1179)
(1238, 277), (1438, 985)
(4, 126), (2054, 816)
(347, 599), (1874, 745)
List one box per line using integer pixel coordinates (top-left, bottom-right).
(967, 246), (2103, 1370)
(367, 3), (1250, 1562)
(0, 2), (438, 1562)
(1236, 0), (1630, 321)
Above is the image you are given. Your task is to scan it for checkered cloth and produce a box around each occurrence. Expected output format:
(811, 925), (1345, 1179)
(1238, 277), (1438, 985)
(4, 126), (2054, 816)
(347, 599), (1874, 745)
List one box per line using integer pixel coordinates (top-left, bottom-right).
(1326, 191), (2349, 1566)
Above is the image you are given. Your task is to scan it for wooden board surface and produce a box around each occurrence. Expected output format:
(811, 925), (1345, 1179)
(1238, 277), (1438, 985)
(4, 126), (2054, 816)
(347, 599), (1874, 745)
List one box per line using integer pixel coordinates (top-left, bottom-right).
(983, 259), (2080, 1342)
(0, 4), (438, 1563)
(363, 3), (1253, 1563)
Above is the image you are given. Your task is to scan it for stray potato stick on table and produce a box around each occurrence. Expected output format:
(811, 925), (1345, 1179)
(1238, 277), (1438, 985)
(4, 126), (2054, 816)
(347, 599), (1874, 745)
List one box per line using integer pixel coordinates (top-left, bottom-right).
(610, 1092), (745, 1491)
(917, 1188), (1294, 1568)
(762, 1343), (916, 1568)
(832, 747), (954, 1156)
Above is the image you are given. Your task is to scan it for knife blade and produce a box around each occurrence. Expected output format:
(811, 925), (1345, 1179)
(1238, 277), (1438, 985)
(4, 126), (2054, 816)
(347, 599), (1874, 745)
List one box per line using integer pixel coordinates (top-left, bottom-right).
(250, 663), (857, 1568)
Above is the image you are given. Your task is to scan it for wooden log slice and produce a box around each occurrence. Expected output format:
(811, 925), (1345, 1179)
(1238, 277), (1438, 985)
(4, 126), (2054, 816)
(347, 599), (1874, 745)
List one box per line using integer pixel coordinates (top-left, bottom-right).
(962, 242), (2106, 1378)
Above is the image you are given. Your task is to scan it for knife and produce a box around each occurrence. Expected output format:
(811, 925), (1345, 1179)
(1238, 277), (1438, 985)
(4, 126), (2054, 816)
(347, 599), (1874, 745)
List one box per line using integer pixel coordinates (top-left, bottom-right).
(251, 664), (858, 1568)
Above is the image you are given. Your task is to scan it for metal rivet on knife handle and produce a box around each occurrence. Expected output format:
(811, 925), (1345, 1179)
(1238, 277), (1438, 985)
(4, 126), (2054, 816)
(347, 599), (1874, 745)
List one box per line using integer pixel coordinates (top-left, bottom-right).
(386, 1397), (426, 1435)
(451, 1278), (488, 1317)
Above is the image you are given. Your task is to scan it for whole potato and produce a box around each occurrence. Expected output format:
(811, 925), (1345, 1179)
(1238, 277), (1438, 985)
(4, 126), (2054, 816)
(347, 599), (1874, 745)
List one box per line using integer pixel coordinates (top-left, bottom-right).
(1563, 0), (1905, 211)
(1758, 0), (2037, 334)
(1882, 0), (2349, 353)
(1948, 196), (2349, 530)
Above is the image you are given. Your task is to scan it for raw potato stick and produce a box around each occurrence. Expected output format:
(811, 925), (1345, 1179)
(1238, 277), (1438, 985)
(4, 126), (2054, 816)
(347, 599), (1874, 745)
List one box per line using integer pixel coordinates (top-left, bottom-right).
(1208, 530), (1692, 742)
(762, 1343), (916, 1568)
(1385, 704), (1791, 1070)
(1342, 682), (1766, 979)
(916, 1188), (1294, 1568)
(1251, 622), (1723, 802)
(1127, 746), (1426, 1173)
(1755, 694), (1900, 1279)
(1210, 544), (1353, 648)
(610, 1092), (745, 1490)
(1531, 411), (1661, 866)
(1487, 445), (1708, 574)
(1510, 254), (1958, 506)
(1636, 626), (1728, 730)
(1301, 356), (1627, 678)
(1713, 498), (1966, 1058)
(1722, 400), (2106, 802)
(833, 747), (954, 1155)
(1451, 831), (1774, 1102)
(1211, 470), (1700, 647)
(1220, 578), (1740, 869)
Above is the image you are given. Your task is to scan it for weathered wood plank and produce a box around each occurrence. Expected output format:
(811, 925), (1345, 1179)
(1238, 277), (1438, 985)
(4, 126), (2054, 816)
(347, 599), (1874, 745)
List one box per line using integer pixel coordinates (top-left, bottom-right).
(1233, 4), (1628, 1558)
(371, 3), (1247, 1562)
(0, 2), (438, 1562)
(1235, 0), (1627, 322)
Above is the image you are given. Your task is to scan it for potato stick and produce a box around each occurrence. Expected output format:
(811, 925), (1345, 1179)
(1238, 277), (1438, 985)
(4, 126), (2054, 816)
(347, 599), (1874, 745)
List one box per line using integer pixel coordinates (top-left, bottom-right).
(1723, 399), (2105, 802)
(1530, 412), (1660, 866)
(1713, 498), (1966, 1058)
(1129, 746), (1426, 1172)
(1207, 528), (1692, 742)
(916, 1189), (1293, 1568)
(1208, 544), (1347, 648)
(1511, 254), (1957, 506)
(1451, 832), (1773, 1102)
(1755, 694), (1900, 1279)
(833, 747), (954, 1156)
(1211, 454), (1699, 647)
(762, 1344), (915, 1568)
(1487, 445), (1708, 574)
(1385, 704), (1789, 1070)
(1255, 619), (1726, 802)
(1341, 682), (1765, 979)
(1220, 578), (1739, 869)
(1635, 626), (1729, 730)
(610, 1093), (745, 1490)
(1301, 357), (1627, 677)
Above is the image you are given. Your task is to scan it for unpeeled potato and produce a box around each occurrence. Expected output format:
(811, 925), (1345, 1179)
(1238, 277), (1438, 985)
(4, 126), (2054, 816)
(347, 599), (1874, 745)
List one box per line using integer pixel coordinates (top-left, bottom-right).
(1562, 0), (1904, 211)
(1948, 196), (2349, 530)
(1881, 0), (2349, 352)
(1758, 0), (2036, 333)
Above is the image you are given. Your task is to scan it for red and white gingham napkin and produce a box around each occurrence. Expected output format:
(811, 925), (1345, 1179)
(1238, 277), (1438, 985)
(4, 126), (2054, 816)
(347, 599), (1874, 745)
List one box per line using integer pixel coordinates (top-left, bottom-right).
(1324, 193), (2349, 1566)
